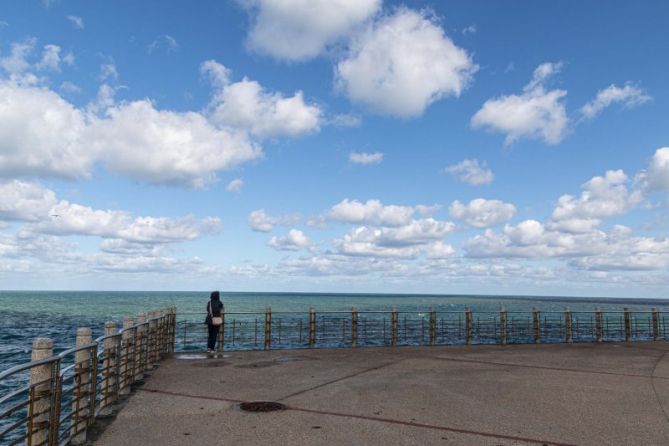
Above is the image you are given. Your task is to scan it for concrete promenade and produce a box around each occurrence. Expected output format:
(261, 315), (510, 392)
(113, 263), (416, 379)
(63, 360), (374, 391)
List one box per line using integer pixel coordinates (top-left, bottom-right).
(94, 342), (669, 445)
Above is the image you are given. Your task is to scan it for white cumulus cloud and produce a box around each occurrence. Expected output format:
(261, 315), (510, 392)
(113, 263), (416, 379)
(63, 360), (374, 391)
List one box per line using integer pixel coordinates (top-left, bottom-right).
(637, 147), (669, 192)
(349, 151), (383, 165)
(0, 180), (57, 222)
(327, 199), (415, 227)
(471, 62), (568, 145)
(444, 158), (493, 185)
(551, 169), (642, 222)
(244, 0), (381, 61)
(449, 199), (516, 228)
(0, 81), (92, 179)
(248, 209), (300, 232)
(0, 180), (222, 244)
(335, 8), (477, 117)
(66, 15), (84, 29)
(202, 60), (322, 138)
(88, 99), (262, 188)
(268, 229), (310, 251)
(580, 84), (651, 120)
(226, 178), (243, 192)
(337, 219), (455, 258)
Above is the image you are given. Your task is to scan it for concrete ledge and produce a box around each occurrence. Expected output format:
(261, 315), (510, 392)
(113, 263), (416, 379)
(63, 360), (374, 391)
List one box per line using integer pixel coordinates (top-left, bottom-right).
(94, 342), (669, 445)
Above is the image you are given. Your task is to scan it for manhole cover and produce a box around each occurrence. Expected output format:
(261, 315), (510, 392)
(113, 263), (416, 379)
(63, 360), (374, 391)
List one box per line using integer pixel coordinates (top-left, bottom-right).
(239, 401), (286, 412)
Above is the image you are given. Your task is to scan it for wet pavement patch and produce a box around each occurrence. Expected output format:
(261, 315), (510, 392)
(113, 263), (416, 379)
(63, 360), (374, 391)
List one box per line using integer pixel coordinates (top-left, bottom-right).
(239, 401), (287, 412)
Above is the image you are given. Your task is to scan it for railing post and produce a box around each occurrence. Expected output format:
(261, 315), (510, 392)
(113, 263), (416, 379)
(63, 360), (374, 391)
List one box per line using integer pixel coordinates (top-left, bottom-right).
(264, 306), (272, 350)
(71, 327), (92, 444)
(135, 313), (145, 381)
(594, 307), (603, 342)
(120, 317), (133, 395)
(429, 306), (436, 346)
(218, 304), (226, 352)
(170, 307), (177, 353)
(624, 307), (631, 342)
(391, 306), (398, 346)
(465, 307), (473, 345)
(158, 308), (167, 360)
(27, 338), (54, 446)
(500, 305), (507, 345)
(652, 308), (660, 341)
(564, 307), (572, 343)
(100, 321), (117, 416)
(147, 312), (156, 369)
(351, 307), (358, 347)
(532, 307), (540, 344)
(308, 308), (316, 348)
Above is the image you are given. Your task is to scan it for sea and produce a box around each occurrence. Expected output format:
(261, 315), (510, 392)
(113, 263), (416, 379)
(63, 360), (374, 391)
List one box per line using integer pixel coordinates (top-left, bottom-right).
(2, 290), (669, 374)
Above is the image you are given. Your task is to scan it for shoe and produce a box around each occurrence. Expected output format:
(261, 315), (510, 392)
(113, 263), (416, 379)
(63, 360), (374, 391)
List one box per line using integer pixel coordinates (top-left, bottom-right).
(207, 349), (212, 353)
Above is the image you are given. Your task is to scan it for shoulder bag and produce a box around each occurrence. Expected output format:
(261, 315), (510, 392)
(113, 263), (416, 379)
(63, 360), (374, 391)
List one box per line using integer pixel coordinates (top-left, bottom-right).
(209, 302), (223, 326)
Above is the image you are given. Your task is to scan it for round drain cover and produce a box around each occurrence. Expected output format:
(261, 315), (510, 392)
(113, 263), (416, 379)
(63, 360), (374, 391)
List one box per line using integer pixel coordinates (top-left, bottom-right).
(239, 401), (286, 412)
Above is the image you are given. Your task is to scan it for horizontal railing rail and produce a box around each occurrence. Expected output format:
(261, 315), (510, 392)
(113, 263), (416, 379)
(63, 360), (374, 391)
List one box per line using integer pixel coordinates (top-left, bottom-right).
(0, 307), (177, 446)
(175, 306), (668, 352)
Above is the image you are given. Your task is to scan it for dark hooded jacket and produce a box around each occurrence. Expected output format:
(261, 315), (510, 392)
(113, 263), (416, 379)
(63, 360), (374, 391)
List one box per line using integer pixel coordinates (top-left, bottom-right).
(206, 291), (223, 324)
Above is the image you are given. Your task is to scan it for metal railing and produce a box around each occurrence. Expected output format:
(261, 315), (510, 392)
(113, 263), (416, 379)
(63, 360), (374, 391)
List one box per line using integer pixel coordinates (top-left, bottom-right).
(0, 308), (176, 446)
(2, 304), (667, 444)
(176, 306), (668, 351)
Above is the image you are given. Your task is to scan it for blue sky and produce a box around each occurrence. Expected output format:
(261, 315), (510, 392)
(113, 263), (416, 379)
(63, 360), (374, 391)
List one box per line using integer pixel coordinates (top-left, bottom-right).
(0, 0), (668, 297)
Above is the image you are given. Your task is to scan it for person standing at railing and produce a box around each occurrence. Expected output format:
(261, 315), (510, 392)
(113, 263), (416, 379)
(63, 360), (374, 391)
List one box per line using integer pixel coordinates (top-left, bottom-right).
(205, 291), (224, 353)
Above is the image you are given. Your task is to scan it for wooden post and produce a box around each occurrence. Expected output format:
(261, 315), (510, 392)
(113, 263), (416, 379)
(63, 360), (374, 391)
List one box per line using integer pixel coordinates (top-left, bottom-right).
(465, 307), (473, 345)
(564, 307), (572, 343)
(156, 310), (164, 357)
(120, 317), (133, 395)
(27, 338), (54, 446)
(264, 306), (272, 350)
(100, 321), (117, 416)
(624, 307), (631, 342)
(135, 313), (145, 380)
(652, 307), (660, 341)
(308, 308), (316, 348)
(351, 307), (358, 347)
(532, 307), (540, 344)
(594, 307), (603, 342)
(148, 312), (157, 368)
(499, 305), (507, 345)
(429, 306), (436, 346)
(71, 328), (92, 444)
(169, 307), (176, 353)
(391, 306), (398, 346)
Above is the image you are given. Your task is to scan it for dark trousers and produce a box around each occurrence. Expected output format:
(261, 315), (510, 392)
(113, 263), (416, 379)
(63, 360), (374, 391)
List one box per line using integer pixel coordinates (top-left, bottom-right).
(207, 324), (220, 350)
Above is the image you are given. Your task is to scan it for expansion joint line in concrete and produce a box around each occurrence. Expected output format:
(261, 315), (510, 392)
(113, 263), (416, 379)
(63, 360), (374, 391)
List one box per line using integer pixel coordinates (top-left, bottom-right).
(137, 387), (577, 446)
(139, 387), (244, 404)
(277, 360), (400, 401)
(650, 350), (669, 425)
(431, 355), (669, 380)
(288, 406), (578, 446)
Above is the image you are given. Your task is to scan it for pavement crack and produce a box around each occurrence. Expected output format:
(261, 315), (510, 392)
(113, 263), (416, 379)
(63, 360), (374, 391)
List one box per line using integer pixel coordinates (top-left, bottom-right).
(283, 404), (579, 446)
(650, 350), (669, 425)
(430, 355), (669, 380)
(277, 360), (400, 401)
(139, 387), (244, 404)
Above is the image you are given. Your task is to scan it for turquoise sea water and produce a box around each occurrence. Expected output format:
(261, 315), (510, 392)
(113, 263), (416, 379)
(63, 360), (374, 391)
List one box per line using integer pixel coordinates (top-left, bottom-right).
(2, 290), (669, 373)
